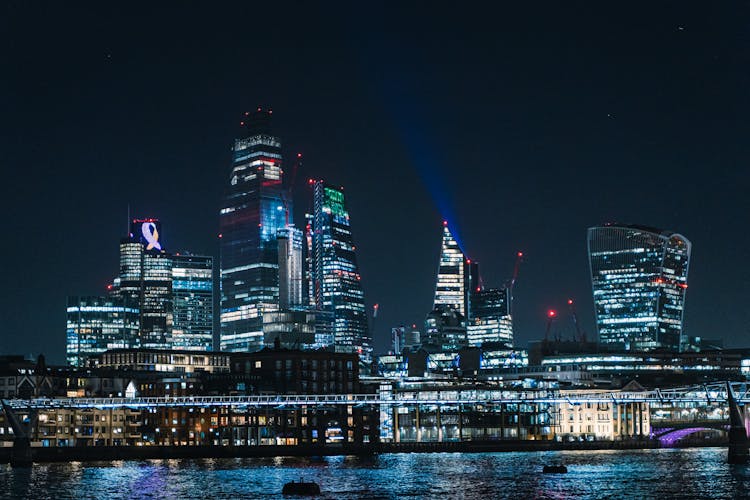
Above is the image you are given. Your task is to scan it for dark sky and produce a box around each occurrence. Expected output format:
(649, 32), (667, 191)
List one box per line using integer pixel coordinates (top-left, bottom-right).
(2, 2), (749, 363)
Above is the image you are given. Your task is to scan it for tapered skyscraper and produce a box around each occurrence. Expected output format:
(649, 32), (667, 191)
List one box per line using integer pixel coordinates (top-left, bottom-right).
(307, 180), (371, 362)
(220, 109), (288, 352)
(433, 221), (477, 317)
(588, 224), (691, 351)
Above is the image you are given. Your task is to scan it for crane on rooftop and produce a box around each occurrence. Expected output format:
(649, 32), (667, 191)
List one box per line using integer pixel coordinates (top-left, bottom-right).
(567, 298), (587, 343)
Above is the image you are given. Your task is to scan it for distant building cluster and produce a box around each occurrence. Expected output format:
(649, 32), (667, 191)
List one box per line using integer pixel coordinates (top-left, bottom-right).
(65, 110), (700, 386)
(67, 219), (213, 366)
(67, 109), (371, 367)
(16, 110), (747, 454)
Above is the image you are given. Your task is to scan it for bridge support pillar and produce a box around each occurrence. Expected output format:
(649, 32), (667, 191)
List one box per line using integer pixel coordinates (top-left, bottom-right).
(10, 437), (33, 467)
(726, 383), (748, 464)
(1, 401), (35, 467)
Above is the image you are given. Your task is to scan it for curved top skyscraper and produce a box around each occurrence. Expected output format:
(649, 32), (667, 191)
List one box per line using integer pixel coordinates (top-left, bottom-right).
(587, 224), (691, 352)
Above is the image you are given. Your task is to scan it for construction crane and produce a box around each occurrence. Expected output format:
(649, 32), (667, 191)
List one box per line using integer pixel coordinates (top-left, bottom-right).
(567, 298), (587, 343)
(280, 153), (302, 227)
(544, 309), (557, 342)
(505, 251), (524, 316)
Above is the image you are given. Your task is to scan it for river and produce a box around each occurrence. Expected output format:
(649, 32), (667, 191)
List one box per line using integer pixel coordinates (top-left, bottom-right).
(1, 447), (748, 499)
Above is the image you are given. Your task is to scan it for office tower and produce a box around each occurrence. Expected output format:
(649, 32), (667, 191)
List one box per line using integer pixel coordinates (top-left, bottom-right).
(277, 226), (304, 309)
(113, 218), (173, 349)
(171, 254), (214, 351)
(467, 287), (513, 347)
(66, 296), (139, 367)
(588, 224), (691, 351)
(308, 180), (371, 362)
(220, 109), (288, 352)
(433, 221), (478, 317)
(423, 306), (468, 351)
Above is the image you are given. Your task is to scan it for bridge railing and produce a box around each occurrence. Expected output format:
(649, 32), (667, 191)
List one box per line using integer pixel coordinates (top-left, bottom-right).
(2, 381), (747, 410)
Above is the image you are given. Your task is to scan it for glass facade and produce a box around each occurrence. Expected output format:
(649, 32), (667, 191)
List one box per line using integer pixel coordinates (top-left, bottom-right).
(588, 224), (691, 351)
(467, 288), (513, 347)
(66, 296), (139, 367)
(433, 222), (477, 317)
(112, 219), (173, 350)
(308, 181), (371, 362)
(171, 254), (214, 351)
(277, 226), (304, 309)
(220, 110), (288, 352)
(423, 306), (468, 351)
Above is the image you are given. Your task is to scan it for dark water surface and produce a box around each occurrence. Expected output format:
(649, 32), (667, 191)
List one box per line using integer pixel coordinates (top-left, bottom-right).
(1, 447), (749, 499)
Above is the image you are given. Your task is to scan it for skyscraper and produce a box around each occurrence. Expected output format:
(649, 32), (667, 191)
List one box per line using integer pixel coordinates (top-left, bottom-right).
(66, 296), (139, 367)
(588, 224), (691, 351)
(433, 221), (477, 317)
(277, 226), (304, 309)
(467, 288), (513, 347)
(113, 218), (173, 349)
(171, 253), (214, 351)
(220, 109), (288, 352)
(308, 180), (371, 362)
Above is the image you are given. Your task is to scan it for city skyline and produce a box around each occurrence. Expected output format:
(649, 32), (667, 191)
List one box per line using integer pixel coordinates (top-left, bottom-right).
(3, 3), (750, 362)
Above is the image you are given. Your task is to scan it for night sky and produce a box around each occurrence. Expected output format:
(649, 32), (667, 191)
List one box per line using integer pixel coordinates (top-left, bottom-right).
(2, 3), (749, 363)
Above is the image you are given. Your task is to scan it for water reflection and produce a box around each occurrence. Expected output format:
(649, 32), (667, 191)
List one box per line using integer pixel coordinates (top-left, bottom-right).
(0, 448), (748, 499)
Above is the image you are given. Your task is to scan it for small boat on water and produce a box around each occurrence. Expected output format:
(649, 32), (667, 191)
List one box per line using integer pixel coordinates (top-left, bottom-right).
(282, 479), (321, 495)
(543, 465), (568, 474)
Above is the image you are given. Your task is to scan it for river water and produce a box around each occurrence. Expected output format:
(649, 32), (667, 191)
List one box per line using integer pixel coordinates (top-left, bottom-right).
(1, 447), (748, 499)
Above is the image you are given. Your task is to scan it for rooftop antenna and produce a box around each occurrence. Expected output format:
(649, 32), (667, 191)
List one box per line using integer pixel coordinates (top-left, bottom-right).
(127, 203), (131, 236)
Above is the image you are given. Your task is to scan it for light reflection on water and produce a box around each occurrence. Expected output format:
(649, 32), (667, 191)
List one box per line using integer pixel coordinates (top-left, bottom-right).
(1, 447), (749, 499)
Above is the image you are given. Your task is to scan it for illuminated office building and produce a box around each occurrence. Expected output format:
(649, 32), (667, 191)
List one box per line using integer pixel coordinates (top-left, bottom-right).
(262, 310), (316, 349)
(467, 287), (513, 347)
(277, 226), (304, 309)
(423, 306), (468, 351)
(588, 224), (691, 352)
(66, 296), (139, 367)
(433, 222), (478, 317)
(308, 180), (371, 362)
(220, 109), (288, 352)
(113, 219), (173, 350)
(171, 254), (214, 351)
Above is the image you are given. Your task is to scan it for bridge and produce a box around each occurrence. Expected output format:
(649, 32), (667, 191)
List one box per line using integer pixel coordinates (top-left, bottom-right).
(1, 381), (748, 465)
(2, 381), (750, 409)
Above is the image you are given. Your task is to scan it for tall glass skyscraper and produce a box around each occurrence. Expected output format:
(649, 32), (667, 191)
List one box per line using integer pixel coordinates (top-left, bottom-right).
(113, 218), (173, 350)
(467, 288), (513, 347)
(588, 224), (691, 351)
(171, 254), (214, 351)
(308, 180), (371, 362)
(220, 109), (288, 352)
(66, 296), (139, 367)
(433, 222), (478, 317)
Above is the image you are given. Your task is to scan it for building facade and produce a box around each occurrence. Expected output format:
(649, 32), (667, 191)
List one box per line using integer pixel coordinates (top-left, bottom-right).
(277, 226), (304, 309)
(220, 109), (288, 352)
(112, 218), (173, 350)
(588, 224), (691, 351)
(66, 296), (140, 367)
(433, 222), (478, 317)
(467, 288), (513, 347)
(171, 254), (214, 351)
(307, 180), (371, 363)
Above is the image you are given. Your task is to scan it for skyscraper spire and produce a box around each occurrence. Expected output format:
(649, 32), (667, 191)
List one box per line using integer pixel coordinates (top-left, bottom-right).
(433, 221), (476, 317)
